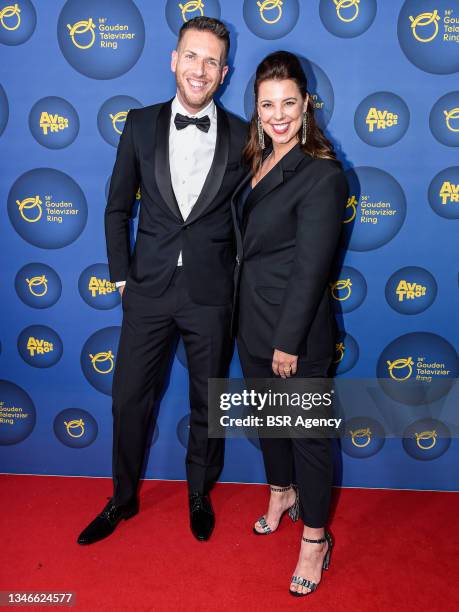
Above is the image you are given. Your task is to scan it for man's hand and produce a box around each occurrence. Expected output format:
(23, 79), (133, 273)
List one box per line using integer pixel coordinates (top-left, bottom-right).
(272, 349), (298, 378)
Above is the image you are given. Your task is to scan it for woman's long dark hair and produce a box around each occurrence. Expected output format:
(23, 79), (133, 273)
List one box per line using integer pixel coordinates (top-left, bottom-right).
(243, 51), (337, 173)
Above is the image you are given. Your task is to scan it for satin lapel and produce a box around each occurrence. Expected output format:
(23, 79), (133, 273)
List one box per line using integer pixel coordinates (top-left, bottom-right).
(185, 104), (230, 225)
(154, 100), (183, 221)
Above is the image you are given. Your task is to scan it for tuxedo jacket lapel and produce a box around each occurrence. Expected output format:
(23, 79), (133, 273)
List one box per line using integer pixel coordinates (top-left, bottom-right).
(154, 100), (184, 221)
(185, 104), (230, 225)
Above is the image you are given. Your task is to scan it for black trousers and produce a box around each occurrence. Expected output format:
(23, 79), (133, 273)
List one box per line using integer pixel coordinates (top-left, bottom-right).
(237, 337), (333, 528)
(111, 269), (233, 506)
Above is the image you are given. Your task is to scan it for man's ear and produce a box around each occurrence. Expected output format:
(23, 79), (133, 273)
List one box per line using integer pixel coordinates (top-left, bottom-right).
(171, 49), (178, 73)
(220, 64), (229, 85)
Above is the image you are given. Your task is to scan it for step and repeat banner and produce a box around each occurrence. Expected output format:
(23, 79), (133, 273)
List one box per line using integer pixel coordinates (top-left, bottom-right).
(0, 1), (458, 490)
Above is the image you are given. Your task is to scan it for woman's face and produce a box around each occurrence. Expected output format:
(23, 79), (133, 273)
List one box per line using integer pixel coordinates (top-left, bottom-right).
(257, 78), (307, 146)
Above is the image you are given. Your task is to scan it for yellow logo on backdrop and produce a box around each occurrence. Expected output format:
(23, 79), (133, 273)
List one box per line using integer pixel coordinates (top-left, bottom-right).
(26, 275), (48, 297)
(350, 427), (371, 448)
(443, 107), (459, 132)
(439, 180), (459, 204)
(365, 107), (399, 132)
(88, 276), (116, 297)
(110, 111), (128, 135)
(409, 10), (440, 43)
(0, 3), (21, 30)
(343, 195), (358, 223)
(136, 186), (141, 200)
(67, 18), (96, 49)
(64, 419), (85, 438)
(179, 1), (205, 22)
(395, 280), (427, 302)
(334, 342), (345, 363)
(258, 0), (283, 25)
(27, 337), (53, 357)
(386, 357), (414, 381)
(414, 430), (437, 450)
(16, 196), (43, 223)
(334, 0), (360, 23)
(39, 112), (69, 135)
(89, 350), (115, 374)
(330, 278), (352, 301)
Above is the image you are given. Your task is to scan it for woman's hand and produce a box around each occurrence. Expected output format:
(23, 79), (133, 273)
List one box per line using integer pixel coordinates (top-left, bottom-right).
(272, 349), (298, 378)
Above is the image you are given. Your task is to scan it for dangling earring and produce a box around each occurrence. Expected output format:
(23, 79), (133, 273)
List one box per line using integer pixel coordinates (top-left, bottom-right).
(301, 111), (308, 145)
(257, 115), (265, 150)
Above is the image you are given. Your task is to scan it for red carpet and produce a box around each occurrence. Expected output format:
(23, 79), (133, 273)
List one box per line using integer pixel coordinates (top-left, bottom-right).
(0, 475), (457, 611)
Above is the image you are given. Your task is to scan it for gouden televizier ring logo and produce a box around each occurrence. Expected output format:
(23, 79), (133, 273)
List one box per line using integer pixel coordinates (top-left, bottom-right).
(109, 111), (128, 135)
(414, 430), (437, 450)
(409, 10), (440, 43)
(334, 0), (360, 23)
(26, 275), (48, 297)
(350, 427), (372, 448)
(67, 18), (96, 49)
(258, 0), (283, 25)
(334, 341), (345, 363)
(386, 357), (414, 381)
(64, 418), (85, 438)
(89, 350), (115, 374)
(179, 1), (205, 22)
(16, 195), (42, 223)
(344, 195), (358, 223)
(0, 3), (21, 30)
(444, 107), (459, 132)
(330, 278), (352, 301)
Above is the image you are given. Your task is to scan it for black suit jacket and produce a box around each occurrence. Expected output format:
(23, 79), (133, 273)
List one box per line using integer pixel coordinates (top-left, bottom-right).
(105, 99), (248, 306)
(232, 144), (348, 360)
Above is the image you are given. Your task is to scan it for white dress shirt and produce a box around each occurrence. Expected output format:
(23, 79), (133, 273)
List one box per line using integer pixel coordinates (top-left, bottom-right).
(116, 94), (217, 287)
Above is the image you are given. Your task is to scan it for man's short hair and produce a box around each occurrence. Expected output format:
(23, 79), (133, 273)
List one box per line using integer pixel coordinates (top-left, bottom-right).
(177, 16), (230, 64)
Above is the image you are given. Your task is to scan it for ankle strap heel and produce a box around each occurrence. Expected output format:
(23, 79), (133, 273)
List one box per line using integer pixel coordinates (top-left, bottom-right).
(290, 531), (333, 597)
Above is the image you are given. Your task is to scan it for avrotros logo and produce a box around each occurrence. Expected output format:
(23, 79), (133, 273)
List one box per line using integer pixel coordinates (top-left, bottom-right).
(333, 331), (359, 374)
(15, 263), (62, 309)
(398, 0), (459, 75)
(244, 57), (334, 131)
(29, 96), (79, 149)
(79, 264), (120, 310)
(17, 325), (63, 368)
(57, 0), (145, 80)
(385, 267), (437, 315)
(430, 92), (459, 147)
(0, 0), (36, 46)
(165, 0), (221, 35)
(0, 83), (8, 137)
(53, 408), (98, 448)
(7, 168), (88, 249)
(342, 167), (407, 252)
(402, 418), (451, 461)
(377, 332), (459, 405)
(354, 92), (410, 147)
(97, 96), (143, 147)
(342, 417), (385, 459)
(81, 326), (121, 395)
(428, 166), (459, 219)
(319, 0), (377, 38)
(0, 380), (36, 445)
(329, 265), (367, 313)
(243, 0), (300, 39)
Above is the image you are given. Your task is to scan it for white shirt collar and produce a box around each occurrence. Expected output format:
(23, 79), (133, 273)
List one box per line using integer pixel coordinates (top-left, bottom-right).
(172, 94), (216, 120)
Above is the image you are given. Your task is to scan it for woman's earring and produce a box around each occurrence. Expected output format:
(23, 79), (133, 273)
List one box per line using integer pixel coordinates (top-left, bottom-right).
(301, 111), (308, 145)
(257, 116), (265, 150)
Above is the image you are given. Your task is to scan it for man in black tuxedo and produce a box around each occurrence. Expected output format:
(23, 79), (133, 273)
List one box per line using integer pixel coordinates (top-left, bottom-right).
(78, 17), (247, 544)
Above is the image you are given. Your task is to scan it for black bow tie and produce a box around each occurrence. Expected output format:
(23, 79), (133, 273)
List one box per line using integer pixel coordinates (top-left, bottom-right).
(174, 112), (211, 133)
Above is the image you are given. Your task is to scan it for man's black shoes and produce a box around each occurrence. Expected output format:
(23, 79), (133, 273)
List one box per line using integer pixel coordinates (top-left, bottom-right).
(189, 492), (215, 541)
(77, 498), (138, 545)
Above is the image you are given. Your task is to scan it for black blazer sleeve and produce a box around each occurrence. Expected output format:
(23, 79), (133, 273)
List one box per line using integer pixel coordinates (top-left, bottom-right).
(271, 168), (348, 355)
(104, 109), (140, 283)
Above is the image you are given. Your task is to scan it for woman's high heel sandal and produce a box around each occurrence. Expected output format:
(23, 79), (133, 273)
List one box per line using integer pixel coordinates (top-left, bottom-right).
(289, 531), (333, 596)
(253, 484), (299, 535)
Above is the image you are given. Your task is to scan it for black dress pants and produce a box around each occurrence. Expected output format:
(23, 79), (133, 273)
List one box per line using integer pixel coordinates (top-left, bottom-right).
(111, 269), (233, 506)
(237, 337), (333, 528)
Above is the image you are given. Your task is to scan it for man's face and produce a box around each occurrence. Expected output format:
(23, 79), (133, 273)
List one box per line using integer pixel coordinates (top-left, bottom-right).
(171, 29), (228, 113)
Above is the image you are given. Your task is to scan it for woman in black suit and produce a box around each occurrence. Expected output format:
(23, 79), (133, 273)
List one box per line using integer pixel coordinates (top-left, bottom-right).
(233, 51), (348, 596)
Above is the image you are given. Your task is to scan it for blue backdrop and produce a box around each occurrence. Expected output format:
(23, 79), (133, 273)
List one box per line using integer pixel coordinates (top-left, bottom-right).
(1, 0), (458, 490)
